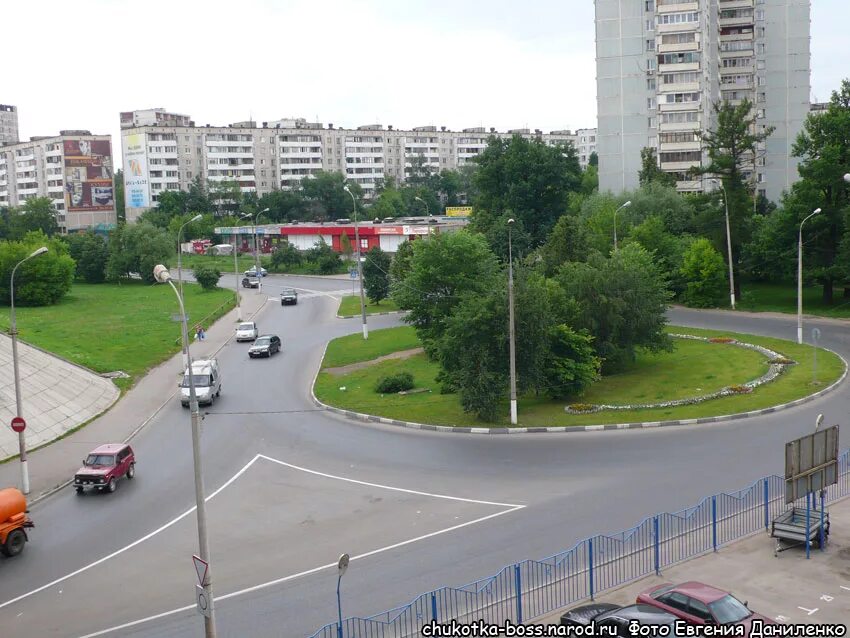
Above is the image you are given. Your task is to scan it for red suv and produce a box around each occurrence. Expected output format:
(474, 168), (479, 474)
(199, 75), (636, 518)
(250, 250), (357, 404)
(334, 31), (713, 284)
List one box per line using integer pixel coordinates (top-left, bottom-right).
(74, 444), (136, 494)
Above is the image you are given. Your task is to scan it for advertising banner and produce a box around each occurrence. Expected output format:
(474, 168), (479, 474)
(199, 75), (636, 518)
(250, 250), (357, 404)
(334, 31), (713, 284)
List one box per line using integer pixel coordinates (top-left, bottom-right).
(63, 139), (114, 212)
(123, 133), (150, 208)
(375, 226), (404, 235)
(403, 226), (433, 236)
(446, 206), (473, 217)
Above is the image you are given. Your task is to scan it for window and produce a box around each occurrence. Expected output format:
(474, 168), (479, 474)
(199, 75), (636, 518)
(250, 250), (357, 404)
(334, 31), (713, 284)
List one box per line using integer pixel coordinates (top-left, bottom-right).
(647, 78), (656, 90)
(646, 19), (654, 31)
(658, 592), (691, 613)
(647, 39), (655, 51)
(688, 599), (713, 622)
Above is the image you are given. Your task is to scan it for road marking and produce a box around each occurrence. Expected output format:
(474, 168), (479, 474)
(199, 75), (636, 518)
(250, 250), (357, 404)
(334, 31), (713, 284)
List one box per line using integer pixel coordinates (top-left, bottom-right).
(797, 606), (819, 615)
(0, 455), (262, 611)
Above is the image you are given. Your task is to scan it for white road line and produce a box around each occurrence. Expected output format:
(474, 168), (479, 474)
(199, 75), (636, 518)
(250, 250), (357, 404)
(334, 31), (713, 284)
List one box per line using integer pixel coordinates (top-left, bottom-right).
(0, 455), (262, 611)
(257, 453), (525, 508)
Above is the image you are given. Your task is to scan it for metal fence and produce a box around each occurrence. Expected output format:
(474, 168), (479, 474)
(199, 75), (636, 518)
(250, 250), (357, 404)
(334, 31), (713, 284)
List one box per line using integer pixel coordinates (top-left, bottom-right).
(309, 449), (850, 638)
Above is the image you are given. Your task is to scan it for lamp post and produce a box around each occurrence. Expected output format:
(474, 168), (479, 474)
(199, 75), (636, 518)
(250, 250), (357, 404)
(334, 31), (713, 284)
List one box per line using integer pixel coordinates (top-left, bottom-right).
(177, 214), (203, 367)
(844, 174), (850, 184)
(414, 195), (429, 217)
(507, 219), (518, 425)
(797, 208), (822, 345)
(613, 200), (631, 251)
(153, 264), (217, 638)
(712, 179), (736, 310)
(253, 207), (270, 293)
(234, 212), (252, 321)
(336, 553), (350, 638)
(343, 185), (368, 340)
(10, 246), (48, 495)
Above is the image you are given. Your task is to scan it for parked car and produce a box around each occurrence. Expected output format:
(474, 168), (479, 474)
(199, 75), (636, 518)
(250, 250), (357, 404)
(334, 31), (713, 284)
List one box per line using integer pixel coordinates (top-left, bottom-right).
(236, 321), (258, 342)
(74, 444), (135, 494)
(280, 288), (298, 305)
(249, 334), (281, 358)
(180, 359), (222, 407)
(561, 603), (682, 635)
(243, 266), (268, 277)
(242, 276), (260, 289)
(637, 582), (775, 628)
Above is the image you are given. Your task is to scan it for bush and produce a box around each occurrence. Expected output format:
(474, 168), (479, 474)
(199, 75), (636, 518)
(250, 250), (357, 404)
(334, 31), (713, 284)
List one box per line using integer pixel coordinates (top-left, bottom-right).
(0, 231), (75, 306)
(67, 231), (108, 283)
(270, 242), (302, 270)
(193, 264), (222, 290)
(304, 240), (341, 275)
(680, 238), (726, 308)
(375, 372), (415, 394)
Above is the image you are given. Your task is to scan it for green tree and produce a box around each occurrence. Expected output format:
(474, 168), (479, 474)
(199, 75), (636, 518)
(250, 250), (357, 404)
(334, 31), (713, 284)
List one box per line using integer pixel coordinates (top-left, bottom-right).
(270, 242), (302, 270)
(167, 213), (217, 243)
(624, 215), (691, 296)
(540, 214), (589, 275)
(363, 246), (391, 304)
(303, 238), (341, 274)
(301, 171), (362, 220)
(113, 169), (126, 222)
(257, 189), (305, 222)
(0, 231), (75, 305)
(106, 222), (173, 283)
(638, 147), (677, 188)
(589, 152), (598, 167)
(557, 244), (672, 373)
(208, 179), (243, 216)
(193, 264), (221, 291)
(67, 231), (108, 283)
(680, 238), (727, 308)
(542, 325), (600, 399)
(339, 233), (353, 262)
(8, 197), (60, 240)
(482, 212), (532, 263)
(389, 239), (414, 292)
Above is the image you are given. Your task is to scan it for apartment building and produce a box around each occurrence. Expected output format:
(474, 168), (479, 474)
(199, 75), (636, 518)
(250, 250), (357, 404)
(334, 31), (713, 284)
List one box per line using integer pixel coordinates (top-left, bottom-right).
(121, 110), (595, 221)
(120, 108), (194, 129)
(575, 128), (598, 166)
(0, 105), (19, 146)
(595, 0), (811, 202)
(0, 131), (117, 232)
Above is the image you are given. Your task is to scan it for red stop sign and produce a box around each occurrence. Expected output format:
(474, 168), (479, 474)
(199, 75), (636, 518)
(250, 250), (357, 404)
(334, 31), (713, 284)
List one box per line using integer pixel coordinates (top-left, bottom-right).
(10, 417), (26, 433)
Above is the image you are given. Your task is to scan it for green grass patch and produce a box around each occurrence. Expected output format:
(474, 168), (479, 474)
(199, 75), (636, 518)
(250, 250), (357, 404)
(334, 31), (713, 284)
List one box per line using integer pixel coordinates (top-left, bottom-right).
(737, 282), (850, 318)
(0, 282), (235, 388)
(315, 325), (845, 427)
(338, 295), (400, 317)
(321, 326), (420, 369)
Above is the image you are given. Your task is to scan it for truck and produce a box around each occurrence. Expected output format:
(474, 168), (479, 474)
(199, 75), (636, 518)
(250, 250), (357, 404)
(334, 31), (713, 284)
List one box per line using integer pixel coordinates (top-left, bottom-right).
(0, 487), (34, 557)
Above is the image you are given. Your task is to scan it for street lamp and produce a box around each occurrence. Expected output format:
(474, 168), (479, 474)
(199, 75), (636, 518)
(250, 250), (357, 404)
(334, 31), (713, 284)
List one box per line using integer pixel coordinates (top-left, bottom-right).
(343, 185), (368, 340)
(10, 246), (48, 495)
(797, 208), (822, 345)
(613, 200), (631, 251)
(712, 179), (736, 310)
(153, 264), (217, 638)
(507, 219), (518, 426)
(844, 174), (850, 183)
(253, 207), (270, 293)
(336, 553), (350, 638)
(235, 212), (252, 321)
(414, 196), (429, 217)
(177, 214), (203, 367)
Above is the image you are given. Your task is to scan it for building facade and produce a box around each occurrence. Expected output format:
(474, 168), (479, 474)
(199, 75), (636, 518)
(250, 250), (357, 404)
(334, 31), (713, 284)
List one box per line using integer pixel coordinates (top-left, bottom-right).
(0, 132), (117, 233)
(121, 110), (596, 222)
(0, 105), (19, 146)
(595, 0), (811, 202)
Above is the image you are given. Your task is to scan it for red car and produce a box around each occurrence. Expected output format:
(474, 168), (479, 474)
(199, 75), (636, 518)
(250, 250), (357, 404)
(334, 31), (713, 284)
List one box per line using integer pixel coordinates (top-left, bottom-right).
(74, 444), (136, 494)
(637, 582), (775, 629)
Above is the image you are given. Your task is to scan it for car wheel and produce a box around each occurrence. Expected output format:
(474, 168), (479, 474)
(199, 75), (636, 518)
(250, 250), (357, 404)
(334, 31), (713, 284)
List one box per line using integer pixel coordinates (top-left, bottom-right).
(127, 463), (135, 479)
(106, 477), (117, 493)
(75, 486), (84, 494)
(1, 529), (26, 557)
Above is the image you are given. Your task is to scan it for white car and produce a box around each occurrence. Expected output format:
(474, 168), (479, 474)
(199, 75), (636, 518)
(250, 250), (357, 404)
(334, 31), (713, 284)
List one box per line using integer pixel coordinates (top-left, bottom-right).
(243, 266), (268, 277)
(235, 321), (258, 342)
(179, 359), (221, 407)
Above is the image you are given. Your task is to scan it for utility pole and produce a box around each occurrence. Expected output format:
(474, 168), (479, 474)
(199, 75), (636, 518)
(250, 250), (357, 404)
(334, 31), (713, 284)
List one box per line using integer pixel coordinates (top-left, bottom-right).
(344, 185), (368, 339)
(507, 219), (517, 425)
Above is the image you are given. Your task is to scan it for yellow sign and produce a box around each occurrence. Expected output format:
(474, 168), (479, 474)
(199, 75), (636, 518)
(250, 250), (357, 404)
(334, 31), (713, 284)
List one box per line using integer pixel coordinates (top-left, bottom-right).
(446, 206), (473, 217)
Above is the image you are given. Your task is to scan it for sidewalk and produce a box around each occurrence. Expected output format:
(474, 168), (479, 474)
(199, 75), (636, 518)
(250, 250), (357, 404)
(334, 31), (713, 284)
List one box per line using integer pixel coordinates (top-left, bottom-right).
(0, 288), (271, 502)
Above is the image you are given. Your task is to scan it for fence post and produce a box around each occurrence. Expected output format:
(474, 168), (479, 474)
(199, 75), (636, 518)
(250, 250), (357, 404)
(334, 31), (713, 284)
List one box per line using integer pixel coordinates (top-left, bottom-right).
(763, 478), (769, 531)
(588, 539), (595, 600)
(653, 516), (660, 576)
(712, 495), (718, 552)
(514, 564), (522, 624)
(431, 592), (438, 622)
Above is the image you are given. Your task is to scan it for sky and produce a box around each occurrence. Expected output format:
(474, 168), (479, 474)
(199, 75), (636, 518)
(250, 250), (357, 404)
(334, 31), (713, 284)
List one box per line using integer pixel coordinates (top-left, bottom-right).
(5, 0), (848, 153)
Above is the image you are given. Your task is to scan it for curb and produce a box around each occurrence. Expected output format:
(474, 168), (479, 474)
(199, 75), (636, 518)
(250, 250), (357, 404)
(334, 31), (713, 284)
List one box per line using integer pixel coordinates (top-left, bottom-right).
(310, 345), (849, 435)
(336, 310), (405, 319)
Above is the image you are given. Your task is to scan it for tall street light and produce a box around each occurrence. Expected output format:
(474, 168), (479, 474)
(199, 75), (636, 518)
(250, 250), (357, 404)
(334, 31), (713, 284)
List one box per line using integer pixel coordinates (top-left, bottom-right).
(234, 212), (252, 321)
(712, 179), (736, 310)
(253, 207), (270, 293)
(507, 219), (518, 425)
(343, 185), (368, 340)
(177, 214), (203, 367)
(153, 264), (217, 638)
(797, 208), (822, 345)
(613, 200), (631, 251)
(10, 246), (48, 495)
(844, 173), (850, 184)
(414, 195), (429, 217)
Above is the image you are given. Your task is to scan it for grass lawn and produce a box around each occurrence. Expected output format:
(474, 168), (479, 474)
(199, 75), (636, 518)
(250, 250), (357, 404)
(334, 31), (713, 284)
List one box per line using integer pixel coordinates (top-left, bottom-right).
(315, 325), (845, 427)
(735, 281), (850, 319)
(321, 326), (421, 369)
(0, 282), (235, 392)
(338, 295), (400, 317)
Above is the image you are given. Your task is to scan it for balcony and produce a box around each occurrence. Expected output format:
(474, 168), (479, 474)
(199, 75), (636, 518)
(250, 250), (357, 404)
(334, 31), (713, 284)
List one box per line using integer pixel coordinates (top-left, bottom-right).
(719, 15), (754, 28)
(656, 1), (698, 11)
(658, 41), (700, 54)
(658, 102), (703, 112)
(659, 62), (700, 74)
(676, 180), (702, 192)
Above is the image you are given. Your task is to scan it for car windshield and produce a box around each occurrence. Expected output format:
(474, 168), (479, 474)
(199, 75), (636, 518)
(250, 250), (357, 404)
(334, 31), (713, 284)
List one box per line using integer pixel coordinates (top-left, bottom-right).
(86, 454), (115, 466)
(282, 289), (295, 295)
(182, 374), (211, 387)
(708, 595), (751, 623)
(254, 337), (271, 345)
(238, 323), (255, 331)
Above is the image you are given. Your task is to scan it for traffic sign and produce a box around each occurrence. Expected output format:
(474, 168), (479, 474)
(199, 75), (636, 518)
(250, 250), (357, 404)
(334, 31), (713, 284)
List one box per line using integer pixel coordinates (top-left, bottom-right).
(196, 585), (212, 618)
(193, 554), (209, 586)
(10, 417), (25, 433)
(349, 269), (358, 279)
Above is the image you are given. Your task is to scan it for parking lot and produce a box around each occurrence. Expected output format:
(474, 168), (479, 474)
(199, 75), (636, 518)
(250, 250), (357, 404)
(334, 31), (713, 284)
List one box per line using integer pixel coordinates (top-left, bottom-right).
(535, 496), (850, 627)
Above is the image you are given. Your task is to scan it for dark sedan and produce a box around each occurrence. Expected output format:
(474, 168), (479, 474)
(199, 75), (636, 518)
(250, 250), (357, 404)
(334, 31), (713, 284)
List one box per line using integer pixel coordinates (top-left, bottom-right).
(248, 335), (281, 358)
(561, 602), (682, 636)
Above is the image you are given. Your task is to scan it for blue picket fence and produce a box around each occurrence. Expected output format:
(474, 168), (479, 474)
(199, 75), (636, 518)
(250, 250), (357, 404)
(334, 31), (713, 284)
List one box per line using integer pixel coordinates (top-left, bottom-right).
(309, 449), (850, 638)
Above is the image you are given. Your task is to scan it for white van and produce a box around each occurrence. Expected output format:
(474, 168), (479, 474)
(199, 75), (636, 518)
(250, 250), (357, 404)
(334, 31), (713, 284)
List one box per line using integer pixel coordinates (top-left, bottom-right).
(180, 359), (222, 407)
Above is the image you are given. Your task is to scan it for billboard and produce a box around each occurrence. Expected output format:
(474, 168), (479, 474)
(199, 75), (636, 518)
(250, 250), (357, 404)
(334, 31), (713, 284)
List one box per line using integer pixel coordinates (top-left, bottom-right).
(123, 133), (150, 208)
(446, 206), (473, 217)
(63, 139), (114, 212)
(785, 425), (840, 503)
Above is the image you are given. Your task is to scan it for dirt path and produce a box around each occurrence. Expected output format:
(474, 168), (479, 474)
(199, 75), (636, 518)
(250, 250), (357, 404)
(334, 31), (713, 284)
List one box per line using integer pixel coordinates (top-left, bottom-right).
(324, 347), (425, 376)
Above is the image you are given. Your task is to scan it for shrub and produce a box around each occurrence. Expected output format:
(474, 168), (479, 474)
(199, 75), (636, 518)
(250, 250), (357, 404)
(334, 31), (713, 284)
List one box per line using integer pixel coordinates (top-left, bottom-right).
(567, 403), (595, 412)
(375, 372), (415, 394)
(193, 264), (221, 291)
(680, 238), (726, 308)
(727, 384), (752, 394)
(270, 242), (302, 270)
(67, 231), (108, 283)
(0, 231), (75, 306)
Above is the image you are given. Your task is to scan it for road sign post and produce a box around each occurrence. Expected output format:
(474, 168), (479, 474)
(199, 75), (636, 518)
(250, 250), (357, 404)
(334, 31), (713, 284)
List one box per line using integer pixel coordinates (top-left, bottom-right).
(193, 554), (209, 586)
(10, 416), (26, 433)
(196, 584), (212, 618)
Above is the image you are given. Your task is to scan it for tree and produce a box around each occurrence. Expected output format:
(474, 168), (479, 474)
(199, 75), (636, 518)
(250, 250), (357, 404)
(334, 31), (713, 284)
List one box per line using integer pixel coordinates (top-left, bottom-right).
(67, 231), (108, 283)
(301, 171), (362, 220)
(624, 215), (691, 297)
(638, 147), (677, 188)
(389, 239), (414, 291)
(542, 325), (600, 399)
(393, 231), (500, 356)
(0, 231), (75, 306)
(270, 242), (302, 270)
(113, 169), (126, 222)
(589, 152), (598, 167)
(7, 197), (60, 240)
(106, 222), (172, 283)
(303, 238), (341, 274)
(556, 244), (672, 373)
(339, 233), (353, 262)
(368, 183), (405, 219)
(482, 212), (532, 263)
(472, 135), (582, 246)
(679, 238), (727, 308)
(363, 246), (391, 304)
(208, 179), (243, 216)
(193, 264), (221, 291)
(540, 214), (589, 275)
(167, 213), (217, 243)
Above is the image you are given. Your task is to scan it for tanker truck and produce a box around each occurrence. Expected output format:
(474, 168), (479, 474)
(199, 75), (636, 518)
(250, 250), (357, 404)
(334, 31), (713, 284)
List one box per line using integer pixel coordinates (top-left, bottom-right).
(0, 487), (34, 557)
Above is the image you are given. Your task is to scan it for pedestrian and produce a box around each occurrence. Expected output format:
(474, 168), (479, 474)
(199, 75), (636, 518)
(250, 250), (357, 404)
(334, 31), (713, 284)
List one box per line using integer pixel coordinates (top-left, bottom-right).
(199, 326), (206, 341)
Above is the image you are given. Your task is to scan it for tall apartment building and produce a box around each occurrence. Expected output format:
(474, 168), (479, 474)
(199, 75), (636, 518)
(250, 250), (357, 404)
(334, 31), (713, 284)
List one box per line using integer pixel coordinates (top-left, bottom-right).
(0, 132), (117, 232)
(120, 108), (194, 129)
(576, 128), (599, 166)
(0, 105), (19, 146)
(121, 110), (595, 222)
(595, 0), (810, 202)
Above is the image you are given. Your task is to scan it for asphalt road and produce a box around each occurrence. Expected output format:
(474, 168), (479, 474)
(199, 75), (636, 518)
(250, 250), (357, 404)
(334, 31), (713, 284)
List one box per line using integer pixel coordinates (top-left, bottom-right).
(0, 286), (847, 637)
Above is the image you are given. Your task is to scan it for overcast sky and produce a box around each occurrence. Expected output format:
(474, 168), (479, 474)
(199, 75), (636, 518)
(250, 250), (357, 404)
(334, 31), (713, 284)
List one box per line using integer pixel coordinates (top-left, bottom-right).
(6, 0), (848, 150)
